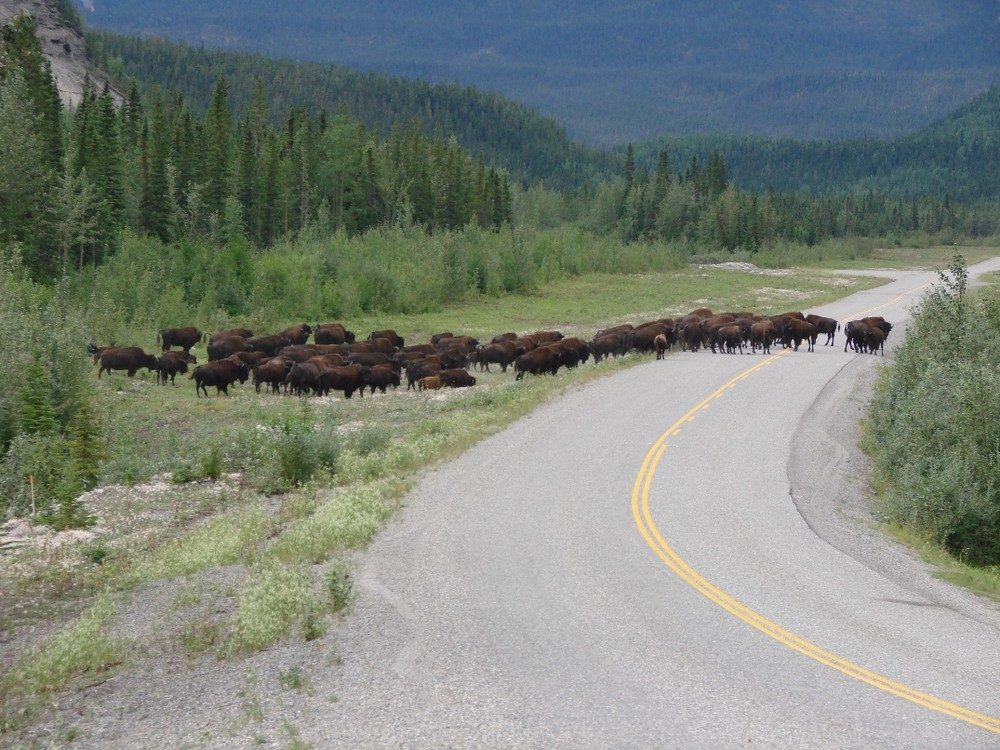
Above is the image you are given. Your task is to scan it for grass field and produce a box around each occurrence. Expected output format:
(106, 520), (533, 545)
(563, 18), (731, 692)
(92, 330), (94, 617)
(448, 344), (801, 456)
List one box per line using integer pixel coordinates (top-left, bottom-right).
(0, 247), (992, 734)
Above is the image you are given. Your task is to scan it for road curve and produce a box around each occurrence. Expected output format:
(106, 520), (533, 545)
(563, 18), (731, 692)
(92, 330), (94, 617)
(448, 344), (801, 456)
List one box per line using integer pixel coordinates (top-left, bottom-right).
(312, 260), (1000, 749)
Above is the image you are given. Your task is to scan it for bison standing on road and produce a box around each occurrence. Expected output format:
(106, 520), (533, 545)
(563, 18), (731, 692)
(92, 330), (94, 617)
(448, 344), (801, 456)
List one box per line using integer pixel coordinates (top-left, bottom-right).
(806, 314), (840, 346)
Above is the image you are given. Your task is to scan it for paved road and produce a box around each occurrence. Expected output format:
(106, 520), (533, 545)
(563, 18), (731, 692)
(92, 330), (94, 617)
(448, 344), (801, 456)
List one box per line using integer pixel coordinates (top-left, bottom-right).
(312, 260), (1000, 749)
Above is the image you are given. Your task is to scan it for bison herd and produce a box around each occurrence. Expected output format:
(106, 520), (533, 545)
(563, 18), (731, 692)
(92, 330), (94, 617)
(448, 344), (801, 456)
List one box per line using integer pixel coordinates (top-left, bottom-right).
(88, 309), (893, 398)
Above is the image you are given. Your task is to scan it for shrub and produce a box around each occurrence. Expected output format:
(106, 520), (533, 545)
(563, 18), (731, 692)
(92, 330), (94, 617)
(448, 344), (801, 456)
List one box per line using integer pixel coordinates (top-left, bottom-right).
(866, 254), (1000, 564)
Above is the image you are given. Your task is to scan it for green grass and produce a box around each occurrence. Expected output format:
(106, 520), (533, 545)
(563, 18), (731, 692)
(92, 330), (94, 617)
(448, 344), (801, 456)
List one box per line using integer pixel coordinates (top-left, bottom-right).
(881, 524), (1000, 603)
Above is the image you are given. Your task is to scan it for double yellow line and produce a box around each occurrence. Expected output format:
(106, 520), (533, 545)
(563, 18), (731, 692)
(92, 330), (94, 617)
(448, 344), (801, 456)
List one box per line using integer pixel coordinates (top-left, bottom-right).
(630, 291), (1000, 733)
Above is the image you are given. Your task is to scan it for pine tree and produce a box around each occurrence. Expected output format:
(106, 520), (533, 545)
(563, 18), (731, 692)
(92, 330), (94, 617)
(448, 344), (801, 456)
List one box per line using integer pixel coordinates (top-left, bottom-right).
(0, 13), (63, 171)
(0, 72), (52, 272)
(139, 95), (173, 242)
(203, 75), (233, 218)
(16, 351), (59, 437)
(68, 398), (104, 490)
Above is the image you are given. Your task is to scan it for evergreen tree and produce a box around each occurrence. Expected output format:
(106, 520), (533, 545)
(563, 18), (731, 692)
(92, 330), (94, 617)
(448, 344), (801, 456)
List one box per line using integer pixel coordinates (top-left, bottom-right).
(68, 397), (104, 490)
(0, 13), (62, 171)
(0, 72), (54, 276)
(16, 351), (59, 436)
(139, 95), (173, 242)
(203, 75), (233, 217)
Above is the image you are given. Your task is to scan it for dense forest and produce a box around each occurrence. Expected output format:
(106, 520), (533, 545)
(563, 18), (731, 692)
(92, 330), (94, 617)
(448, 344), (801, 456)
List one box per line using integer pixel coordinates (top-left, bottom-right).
(85, 30), (1000, 204)
(76, 0), (1000, 145)
(633, 86), (1000, 202)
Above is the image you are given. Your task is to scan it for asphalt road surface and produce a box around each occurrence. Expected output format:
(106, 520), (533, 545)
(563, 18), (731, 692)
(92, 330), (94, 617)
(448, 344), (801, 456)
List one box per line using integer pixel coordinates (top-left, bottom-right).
(310, 260), (1000, 749)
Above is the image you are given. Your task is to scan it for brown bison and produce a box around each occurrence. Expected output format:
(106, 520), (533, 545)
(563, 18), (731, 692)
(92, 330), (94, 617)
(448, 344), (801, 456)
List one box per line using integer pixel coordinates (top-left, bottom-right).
(208, 327), (253, 344)
(191, 355), (249, 397)
(590, 332), (626, 363)
(474, 341), (520, 372)
(749, 320), (775, 355)
(98, 347), (159, 378)
(806, 314), (840, 346)
(368, 363), (402, 394)
(514, 347), (557, 380)
(418, 375), (443, 391)
(157, 326), (202, 353)
(207, 335), (248, 361)
(313, 323), (356, 345)
(782, 318), (817, 352)
(438, 368), (477, 388)
(653, 334), (669, 360)
(245, 334), (290, 357)
(864, 327), (886, 355)
(368, 329), (404, 348)
(316, 364), (369, 399)
(278, 323), (313, 346)
(716, 325), (745, 354)
(253, 357), (293, 394)
(844, 320), (872, 353)
(157, 350), (197, 385)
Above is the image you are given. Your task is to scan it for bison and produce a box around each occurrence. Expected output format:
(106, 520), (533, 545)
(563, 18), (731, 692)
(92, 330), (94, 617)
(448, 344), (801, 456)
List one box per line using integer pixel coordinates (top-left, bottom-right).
(368, 329), (404, 348)
(279, 323), (313, 346)
(245, 334), (290, 357)
(316, 364), (369, 399)
(313, 323), (356, 345)
(782, 318), (817, 352)
(514, 347), (556, 380)
(438, 368), (477, 388)
(368, 363), (402, 394)
(98, 347), (159, 378)
(474, 341), (520, 372)
(157, 326), (202, 353)
(806, 314), (840, 346)
(191, 355), (249, 397)
(208, 327), (253, 344)
(253, 357), (293, 394)
(844, 320), (872, 353)
(207, 336), (247, 362)
(157, 350), (196, 385)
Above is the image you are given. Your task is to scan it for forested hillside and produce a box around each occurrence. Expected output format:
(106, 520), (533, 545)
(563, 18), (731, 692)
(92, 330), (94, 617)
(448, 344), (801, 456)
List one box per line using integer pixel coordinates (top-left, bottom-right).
(632, 86), (1000, 202)
(83, 33), (618, 190)
(76, 0), (1000, 145)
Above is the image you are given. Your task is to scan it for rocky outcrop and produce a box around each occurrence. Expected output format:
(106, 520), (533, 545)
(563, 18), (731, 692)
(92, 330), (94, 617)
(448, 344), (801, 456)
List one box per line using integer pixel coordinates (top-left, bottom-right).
(0, 0), (122, 107)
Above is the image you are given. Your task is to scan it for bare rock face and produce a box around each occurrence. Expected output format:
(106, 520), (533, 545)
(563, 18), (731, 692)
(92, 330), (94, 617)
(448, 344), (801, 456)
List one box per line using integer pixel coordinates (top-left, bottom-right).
(0, 0), (122, 107)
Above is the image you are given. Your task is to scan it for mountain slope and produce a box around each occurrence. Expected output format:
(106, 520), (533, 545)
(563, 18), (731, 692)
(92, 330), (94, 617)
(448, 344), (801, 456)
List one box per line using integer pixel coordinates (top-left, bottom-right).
(0, 0), (119, 105)
(76, 0), (1000, 145)
(633, 86), (1000, 201)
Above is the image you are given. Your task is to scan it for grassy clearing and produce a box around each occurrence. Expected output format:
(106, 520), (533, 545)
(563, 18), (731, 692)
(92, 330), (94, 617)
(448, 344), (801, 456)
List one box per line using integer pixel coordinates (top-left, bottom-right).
(1, 247), (994, 739)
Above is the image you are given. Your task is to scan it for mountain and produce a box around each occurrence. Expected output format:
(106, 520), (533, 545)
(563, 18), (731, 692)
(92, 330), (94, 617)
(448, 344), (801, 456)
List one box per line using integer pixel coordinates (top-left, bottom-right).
(73, 0), (1000, 145)
(631, 86), (1000, 201)
(0, 0), (119, 106)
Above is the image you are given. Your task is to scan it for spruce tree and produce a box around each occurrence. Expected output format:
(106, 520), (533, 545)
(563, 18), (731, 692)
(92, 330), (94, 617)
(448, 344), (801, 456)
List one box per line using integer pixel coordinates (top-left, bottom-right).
(203, 75), (233, 218)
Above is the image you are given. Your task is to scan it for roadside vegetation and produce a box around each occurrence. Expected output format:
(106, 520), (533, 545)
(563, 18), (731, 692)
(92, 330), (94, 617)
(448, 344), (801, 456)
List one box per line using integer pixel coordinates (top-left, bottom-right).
(865, 254), (1000, 579)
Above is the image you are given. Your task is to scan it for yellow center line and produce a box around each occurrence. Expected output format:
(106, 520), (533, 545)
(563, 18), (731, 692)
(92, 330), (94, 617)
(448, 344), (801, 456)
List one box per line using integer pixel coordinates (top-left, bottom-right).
(631, 322), (1000, 734)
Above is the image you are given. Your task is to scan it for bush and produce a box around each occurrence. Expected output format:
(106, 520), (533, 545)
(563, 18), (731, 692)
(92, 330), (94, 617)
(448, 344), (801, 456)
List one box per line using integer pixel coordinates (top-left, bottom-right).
(866, 254), (1000, 564)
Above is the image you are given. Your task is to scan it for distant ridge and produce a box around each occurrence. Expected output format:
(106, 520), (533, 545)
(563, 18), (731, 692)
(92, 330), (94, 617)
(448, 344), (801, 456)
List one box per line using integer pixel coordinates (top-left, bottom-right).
(74, 0), (1000, 145)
